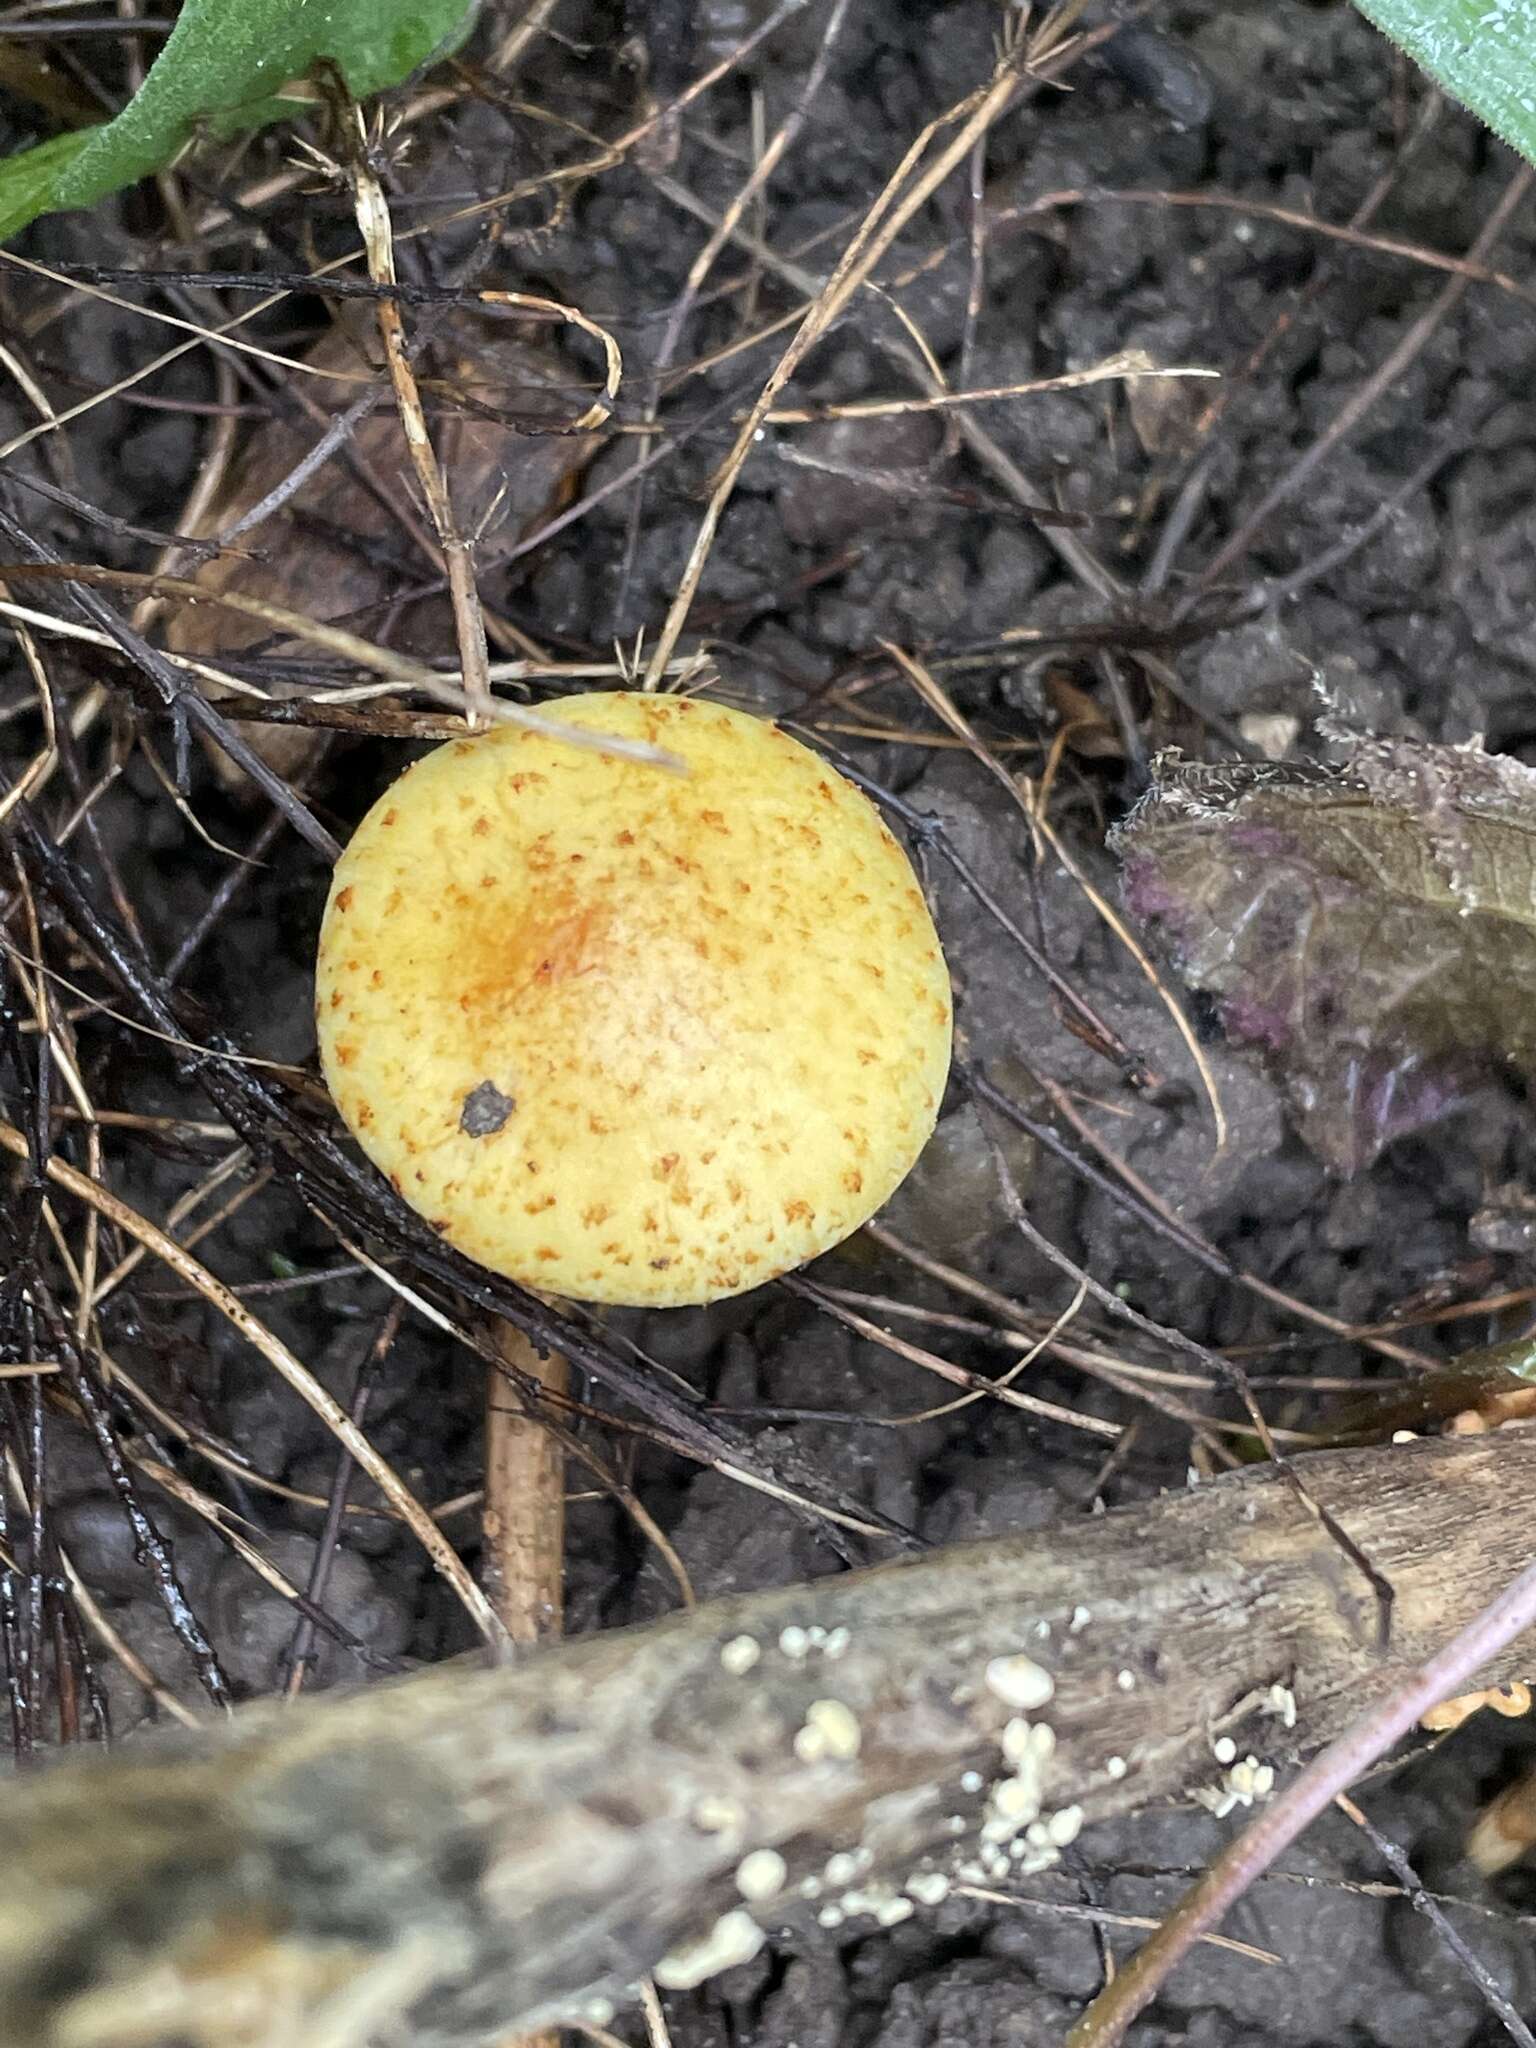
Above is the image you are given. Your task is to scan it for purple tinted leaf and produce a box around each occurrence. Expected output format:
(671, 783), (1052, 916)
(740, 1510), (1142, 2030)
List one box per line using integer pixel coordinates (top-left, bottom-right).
(1115, 740), (1536, 1174)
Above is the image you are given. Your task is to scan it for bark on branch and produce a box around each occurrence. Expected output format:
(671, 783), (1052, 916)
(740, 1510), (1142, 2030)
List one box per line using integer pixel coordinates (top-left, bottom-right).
(2, 1432), (1531, 2048)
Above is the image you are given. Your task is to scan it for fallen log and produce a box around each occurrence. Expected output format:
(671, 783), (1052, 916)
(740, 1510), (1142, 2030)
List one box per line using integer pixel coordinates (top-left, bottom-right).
(2, 1430), (1532, 2048)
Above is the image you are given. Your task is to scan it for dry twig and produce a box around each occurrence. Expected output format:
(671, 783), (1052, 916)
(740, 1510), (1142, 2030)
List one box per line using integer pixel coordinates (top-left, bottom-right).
(1, 1432), (1533, 2048)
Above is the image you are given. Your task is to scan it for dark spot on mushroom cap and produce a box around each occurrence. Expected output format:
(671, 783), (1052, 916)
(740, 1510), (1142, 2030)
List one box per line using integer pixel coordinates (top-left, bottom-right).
(460, 1079), (515, 1138)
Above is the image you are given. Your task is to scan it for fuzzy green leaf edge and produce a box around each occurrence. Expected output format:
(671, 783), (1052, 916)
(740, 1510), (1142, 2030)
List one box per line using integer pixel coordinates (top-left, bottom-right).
(0, 0), (477, 244)
(1354, 0), (1536, 164)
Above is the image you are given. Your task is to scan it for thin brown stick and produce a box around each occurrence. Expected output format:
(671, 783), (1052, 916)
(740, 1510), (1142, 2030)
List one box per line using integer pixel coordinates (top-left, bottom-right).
(953, 1885), (1280, 1966)
(0, 563), (682, 765)
(991, 182), (1536, 309)
(764, 355), (1215, 422)
(787, 1274), (1120, 1438)
(1065, 1546), (1536, 2048)
(640, 50), (1028, 688)
(348, 113), (494, 721)
(614, 0), (854, 629)
(489, 0), (559, 73)
(0, 1117), (505, 1649)
(883, 642), (1225, 1142)
(1333, 1794), (1535, 2048)
(1186, 162), (1535, 600)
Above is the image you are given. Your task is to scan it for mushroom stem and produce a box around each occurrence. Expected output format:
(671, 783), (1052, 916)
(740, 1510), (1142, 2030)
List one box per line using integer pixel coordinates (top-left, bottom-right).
(484, 1324), (568, 1649)
(484, 1324), (568, 2048)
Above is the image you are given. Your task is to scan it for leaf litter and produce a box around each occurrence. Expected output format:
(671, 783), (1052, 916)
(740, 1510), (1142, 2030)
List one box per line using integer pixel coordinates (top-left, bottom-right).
(1119, 733), (1536, 1174)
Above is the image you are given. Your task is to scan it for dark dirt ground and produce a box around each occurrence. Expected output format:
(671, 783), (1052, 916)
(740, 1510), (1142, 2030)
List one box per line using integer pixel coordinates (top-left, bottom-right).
(7, 1), (1536, 2044)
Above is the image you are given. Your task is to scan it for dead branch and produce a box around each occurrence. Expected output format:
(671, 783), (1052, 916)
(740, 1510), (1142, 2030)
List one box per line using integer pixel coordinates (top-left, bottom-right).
(1, 1431), (1533, 2048)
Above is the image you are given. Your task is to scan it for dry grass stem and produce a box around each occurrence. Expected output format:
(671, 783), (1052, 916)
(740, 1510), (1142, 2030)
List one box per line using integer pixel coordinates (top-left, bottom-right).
(641, 52), (1029, 689)
(0, 1118), (504, 1648)
(765, 352), (1217, 423)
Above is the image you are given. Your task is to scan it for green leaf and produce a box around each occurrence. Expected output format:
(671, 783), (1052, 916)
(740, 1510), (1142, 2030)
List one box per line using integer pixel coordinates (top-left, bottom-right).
(0, 0), (476, 243)
(0, 128), (95, 242)
(1353, 0), (1536, 164)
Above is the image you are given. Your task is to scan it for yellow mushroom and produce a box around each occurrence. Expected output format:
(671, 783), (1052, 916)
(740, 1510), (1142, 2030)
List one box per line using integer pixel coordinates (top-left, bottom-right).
(315, 691), (952, 1307)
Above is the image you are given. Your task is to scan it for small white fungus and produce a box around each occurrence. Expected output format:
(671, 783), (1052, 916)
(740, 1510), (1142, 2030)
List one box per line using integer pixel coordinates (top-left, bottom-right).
(1047, 1804), (1084, 1847)
(736, 1849), (787, 1902)
(654, 1910), (766, 1990)
(984, 1654), (1055, 1712)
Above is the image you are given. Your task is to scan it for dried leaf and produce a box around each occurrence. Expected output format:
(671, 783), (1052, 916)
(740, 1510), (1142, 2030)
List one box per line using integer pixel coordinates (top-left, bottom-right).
(1125, 367), (1198, 459)
(1043, 669), (1123, 759)
(1115, 735), (1536, 1173)
(165, 310), (603, 781)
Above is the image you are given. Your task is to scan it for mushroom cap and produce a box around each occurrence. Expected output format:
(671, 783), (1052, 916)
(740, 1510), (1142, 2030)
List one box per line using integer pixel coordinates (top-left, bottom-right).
(316, 692), (952, 1306)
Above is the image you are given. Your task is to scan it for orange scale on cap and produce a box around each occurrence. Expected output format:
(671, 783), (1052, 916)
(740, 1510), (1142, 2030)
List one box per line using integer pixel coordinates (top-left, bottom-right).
(314, 690), (952, 1307)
